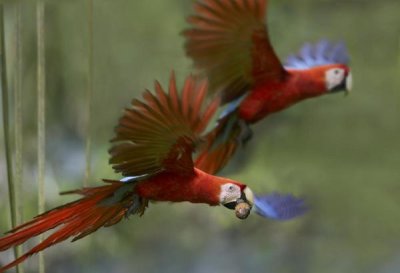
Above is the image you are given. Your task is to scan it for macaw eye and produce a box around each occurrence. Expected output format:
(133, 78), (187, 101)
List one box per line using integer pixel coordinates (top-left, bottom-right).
(334, 69), (340, 75)
(228, 185), (235, 191)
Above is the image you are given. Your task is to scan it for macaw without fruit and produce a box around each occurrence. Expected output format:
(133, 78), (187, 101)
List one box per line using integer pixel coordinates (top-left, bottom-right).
(0, 73), (307, 272)
(183, 0), (352, 174)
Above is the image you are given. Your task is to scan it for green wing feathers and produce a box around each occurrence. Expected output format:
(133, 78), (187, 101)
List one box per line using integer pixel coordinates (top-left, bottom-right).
(109, 72), (220, 177)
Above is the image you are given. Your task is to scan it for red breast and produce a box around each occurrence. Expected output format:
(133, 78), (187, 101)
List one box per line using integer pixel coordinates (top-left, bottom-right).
(135, 168), (244, 206)
(239, 65), (341, 123)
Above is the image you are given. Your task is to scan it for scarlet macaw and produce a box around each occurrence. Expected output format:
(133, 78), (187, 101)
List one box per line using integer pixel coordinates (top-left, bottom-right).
(0, 73), (307, 272)
(183, 0), (352, 174)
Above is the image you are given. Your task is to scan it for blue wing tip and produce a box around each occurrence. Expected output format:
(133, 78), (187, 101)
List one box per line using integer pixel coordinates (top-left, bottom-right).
(254, 192), (309, 221)
(285, 39), (350, 69)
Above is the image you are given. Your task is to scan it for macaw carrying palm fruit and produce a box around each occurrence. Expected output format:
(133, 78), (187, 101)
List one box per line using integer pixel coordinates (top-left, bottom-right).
(183, 0), (352, 174)
(0, 73), (307, 272)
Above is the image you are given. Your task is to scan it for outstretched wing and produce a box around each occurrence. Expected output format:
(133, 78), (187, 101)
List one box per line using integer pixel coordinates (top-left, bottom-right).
(254, 193), (308, 220)
(109, 72), (219, 177)
(183, 0), (286, 104)
(285, 40), (350, 69)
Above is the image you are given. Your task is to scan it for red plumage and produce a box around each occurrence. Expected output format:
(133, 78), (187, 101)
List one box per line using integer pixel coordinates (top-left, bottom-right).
(240, 64), (349, 122)
(0, 73), (251, 272)
(184, 0), (352, 174)
(0, 181), (132, 272)
(136, 168), (244, 205)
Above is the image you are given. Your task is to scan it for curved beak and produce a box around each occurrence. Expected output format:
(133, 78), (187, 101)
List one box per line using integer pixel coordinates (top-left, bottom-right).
(330, 71), (352, 95)
(223, 197), (253, 220)
(344, 72), (352, 95)
(222, 187), (254, 219)
(234, 187), (254, 219)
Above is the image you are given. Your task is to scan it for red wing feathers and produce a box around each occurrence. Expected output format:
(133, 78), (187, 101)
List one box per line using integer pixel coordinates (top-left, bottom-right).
(183, 0), (285, 104)
(109, 72), (219, 177)
(195, 110), (241, 174)
(0, 73), (221, 272)
(195, 138), (238, 175)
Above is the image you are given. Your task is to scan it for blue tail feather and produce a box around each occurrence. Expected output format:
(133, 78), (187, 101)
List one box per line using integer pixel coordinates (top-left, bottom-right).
(254, 193), (308, 220)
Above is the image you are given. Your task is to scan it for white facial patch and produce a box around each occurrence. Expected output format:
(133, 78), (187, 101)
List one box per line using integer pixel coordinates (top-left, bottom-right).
(325, 68), (346, 90)
(219, 183), (241, 204)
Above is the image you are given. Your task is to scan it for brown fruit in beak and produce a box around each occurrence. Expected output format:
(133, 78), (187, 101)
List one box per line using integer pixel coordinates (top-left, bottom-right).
(235, 202), (251, 219)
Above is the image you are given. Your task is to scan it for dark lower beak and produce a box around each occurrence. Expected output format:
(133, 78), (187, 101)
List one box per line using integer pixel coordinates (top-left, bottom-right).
(223, 202), (236, 210)
(330, 81), (346, 93)
(330, 72), (352, 95)
(223, 199), (252, 219)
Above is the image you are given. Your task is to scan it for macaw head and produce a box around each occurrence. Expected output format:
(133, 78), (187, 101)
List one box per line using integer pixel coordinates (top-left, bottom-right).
(324, 64), (352, 94)
(285, 40), (352, 96)
(219, 183), (308, 221)
(219, 183), (254, 219)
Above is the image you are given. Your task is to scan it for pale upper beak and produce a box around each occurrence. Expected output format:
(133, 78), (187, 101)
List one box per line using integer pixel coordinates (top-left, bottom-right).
(346, 72), (353, 92)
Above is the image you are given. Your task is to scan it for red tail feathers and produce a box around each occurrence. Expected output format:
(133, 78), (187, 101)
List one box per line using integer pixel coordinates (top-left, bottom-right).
(0, 180), (141, 272)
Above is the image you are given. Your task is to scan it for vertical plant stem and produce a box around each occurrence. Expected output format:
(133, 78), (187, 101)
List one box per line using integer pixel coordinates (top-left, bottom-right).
(0, 0), (13, 225)
(37, 2), (46, 273)
(84, 0), (94, 187)
(0, 4), (23, 273)
(13, 3), (24, 273)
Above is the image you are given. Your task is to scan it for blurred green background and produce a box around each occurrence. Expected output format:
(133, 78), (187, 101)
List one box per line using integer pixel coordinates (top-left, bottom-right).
(1, 0), (399, 272)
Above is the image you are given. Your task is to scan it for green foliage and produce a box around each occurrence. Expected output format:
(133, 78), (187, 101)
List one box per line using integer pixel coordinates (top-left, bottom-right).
(1, 3), (24, 273)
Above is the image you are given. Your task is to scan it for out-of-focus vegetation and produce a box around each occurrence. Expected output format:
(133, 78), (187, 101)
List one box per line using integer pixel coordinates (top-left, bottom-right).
(0, 0), (399, 272)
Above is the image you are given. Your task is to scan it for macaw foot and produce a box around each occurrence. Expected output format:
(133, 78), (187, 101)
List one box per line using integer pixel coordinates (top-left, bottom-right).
(238, 120), (253, 145)
(125, 195), (149, 218)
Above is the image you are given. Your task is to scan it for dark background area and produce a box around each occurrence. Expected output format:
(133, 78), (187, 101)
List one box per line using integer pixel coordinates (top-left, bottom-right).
(0, 0), (399, 272)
